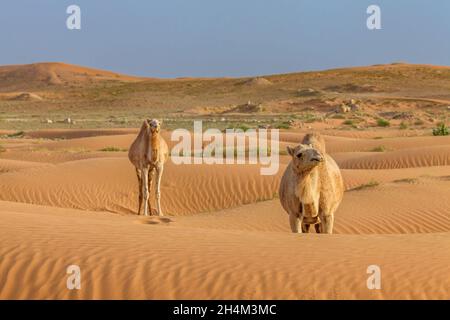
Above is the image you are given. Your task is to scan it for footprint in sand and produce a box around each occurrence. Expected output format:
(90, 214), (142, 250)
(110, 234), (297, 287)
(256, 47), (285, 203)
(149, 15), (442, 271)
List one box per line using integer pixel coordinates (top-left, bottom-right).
(135, 216), (175, 225)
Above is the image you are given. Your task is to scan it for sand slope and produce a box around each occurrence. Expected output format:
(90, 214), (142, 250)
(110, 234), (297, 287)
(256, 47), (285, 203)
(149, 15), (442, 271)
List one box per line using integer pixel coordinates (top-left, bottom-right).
(0, 200), (449, 299)
(1, 129), (449, 299)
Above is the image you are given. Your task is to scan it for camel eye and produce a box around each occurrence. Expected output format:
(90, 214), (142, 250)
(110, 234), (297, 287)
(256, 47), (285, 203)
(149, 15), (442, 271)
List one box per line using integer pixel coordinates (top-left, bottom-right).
(296, 152), (303, 158)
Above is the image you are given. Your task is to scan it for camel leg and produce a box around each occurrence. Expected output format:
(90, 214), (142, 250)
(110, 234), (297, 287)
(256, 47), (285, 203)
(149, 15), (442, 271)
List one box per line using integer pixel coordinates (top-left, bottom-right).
(135, 168), (143, 215)
(289, 212), (301, 233)
(314, 223), (321, 233)
(302, 223), (310, 233)
(147, 167), (155, 215)
(321, 214), (334, 234)
(155, 165), (164, 216)
(142, 167), (150, 216)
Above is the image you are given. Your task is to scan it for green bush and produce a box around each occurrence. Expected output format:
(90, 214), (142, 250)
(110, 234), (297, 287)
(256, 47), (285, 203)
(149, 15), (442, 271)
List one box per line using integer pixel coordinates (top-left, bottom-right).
(376, 118), (390, 127)
(274, 122), (291, 129)
(342, 119), (354, 126)
(99, 146), (127, 152)
(432, 123), (449, 136)
(351, 180), (380, 191)
(399, 122), (408, 130)
(371, 146), (386, 152)
(6, 131), (25, 138)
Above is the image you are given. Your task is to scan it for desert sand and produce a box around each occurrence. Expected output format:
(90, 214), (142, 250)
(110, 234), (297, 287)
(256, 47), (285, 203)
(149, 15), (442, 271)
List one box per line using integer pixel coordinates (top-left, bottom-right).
(1, 62), (450, 299)
(0, 128), (449, 299)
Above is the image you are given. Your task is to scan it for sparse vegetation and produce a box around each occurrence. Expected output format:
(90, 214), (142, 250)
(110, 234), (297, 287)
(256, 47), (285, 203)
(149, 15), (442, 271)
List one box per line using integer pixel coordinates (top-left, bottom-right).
(414, 119), (424, 126)
(393, 178), (418, 184)
(0, 63), (449, 131)
(376, 118), (390, 127)
(274, 122), (291, 129)
(3, 131), (25, 138)
(227, 124), (252, 132)
(399, 122), (408, 130)
(304, 115), (319, 123)
(99, 146), (127, 152)
(342, 119), (354, 126)
(432, 123), (449, 136)
(351, 180), (380, 191)
(371, 146), (387, 152)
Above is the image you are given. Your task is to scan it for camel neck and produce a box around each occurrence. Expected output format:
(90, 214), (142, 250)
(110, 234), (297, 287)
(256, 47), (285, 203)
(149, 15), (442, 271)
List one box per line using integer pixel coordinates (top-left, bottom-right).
(295, 166), (320, 204)
(150, 132), (160, 162)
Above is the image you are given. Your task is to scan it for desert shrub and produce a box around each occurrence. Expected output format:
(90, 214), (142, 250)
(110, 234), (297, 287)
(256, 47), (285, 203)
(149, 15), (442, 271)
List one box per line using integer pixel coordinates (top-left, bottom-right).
(432, 123), (449, 136)
(230, 124), (252, 132)
(414, 119), (424, 126)
(351, 180), (379, 191)
(274, 122), (291, 129)
(304, 116), (319, 123)
(376, 118), (390, 127)
(99, 146), (127, 152)
(371, 146), (386, 152)
(393, 178), (418, 184)
(343, 119), (354, 126)
(399, 122), (408, 130)
(331, 114), (346, 119)
(6, 131), (25, 138)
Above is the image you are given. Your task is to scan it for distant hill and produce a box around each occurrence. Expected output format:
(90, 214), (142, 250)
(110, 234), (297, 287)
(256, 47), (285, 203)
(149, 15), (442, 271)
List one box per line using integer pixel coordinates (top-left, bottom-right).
(0, 62), (147, 92)
(0, 62), (450, 126)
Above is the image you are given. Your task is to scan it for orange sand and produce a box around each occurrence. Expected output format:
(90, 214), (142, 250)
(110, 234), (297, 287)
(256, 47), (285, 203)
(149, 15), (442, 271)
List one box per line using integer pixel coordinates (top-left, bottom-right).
(0, 129), (449, 299)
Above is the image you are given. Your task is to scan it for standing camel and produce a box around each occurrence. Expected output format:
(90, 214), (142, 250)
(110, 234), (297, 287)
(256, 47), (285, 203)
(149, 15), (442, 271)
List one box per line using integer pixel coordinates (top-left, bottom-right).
(128, 119), (168, 216)
(279, 133), (344, 234)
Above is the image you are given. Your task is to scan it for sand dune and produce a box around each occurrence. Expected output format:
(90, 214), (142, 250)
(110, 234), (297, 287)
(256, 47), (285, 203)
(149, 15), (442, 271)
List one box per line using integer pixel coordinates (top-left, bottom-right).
(0, 62), (147, 92)
(2, 61), (450, 300)
(339, 145), (450, 169)
(0, 158), (281, 215)
(175, 176), (450, 235)
(0, 200), (449, 299)
(24, 128), (138, 140)
(1, 141), (450, 215)
(0, 159), (47, 173)
(280, 133), (450, 153)
(1, 128), (449, 300)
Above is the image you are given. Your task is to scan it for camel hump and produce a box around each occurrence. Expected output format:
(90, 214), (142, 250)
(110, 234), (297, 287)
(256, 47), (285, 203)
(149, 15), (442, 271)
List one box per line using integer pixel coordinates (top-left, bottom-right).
(302, 133), (326, 154)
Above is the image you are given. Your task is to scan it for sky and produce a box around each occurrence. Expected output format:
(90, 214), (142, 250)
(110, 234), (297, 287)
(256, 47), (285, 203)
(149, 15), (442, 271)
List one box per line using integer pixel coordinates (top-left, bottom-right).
(0, 0), (449, 78)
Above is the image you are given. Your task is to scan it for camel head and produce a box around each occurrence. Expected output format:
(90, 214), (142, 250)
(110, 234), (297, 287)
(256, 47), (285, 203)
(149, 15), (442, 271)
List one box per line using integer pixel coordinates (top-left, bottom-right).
(147, 119), (161, 134)
(287, 144), (324, 172)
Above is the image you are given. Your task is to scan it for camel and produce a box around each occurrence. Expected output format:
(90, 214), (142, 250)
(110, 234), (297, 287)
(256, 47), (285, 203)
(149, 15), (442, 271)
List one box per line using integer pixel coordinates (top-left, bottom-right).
(279, 133), (344, 234)
(128, 119), (168, 216)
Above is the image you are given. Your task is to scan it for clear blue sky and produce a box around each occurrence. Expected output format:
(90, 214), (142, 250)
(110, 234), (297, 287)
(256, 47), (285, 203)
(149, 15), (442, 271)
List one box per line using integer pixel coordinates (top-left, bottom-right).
(0, 0), (449, 77)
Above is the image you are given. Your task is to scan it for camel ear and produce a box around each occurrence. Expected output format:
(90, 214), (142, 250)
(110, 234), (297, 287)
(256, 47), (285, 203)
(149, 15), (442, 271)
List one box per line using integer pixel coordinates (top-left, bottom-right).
(287, 146), (295, 156)
(141, 120), (150, 130)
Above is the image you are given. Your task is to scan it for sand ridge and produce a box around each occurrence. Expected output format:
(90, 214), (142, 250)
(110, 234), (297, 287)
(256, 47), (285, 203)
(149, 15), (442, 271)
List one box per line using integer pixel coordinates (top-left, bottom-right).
(0, 128), (449, 299)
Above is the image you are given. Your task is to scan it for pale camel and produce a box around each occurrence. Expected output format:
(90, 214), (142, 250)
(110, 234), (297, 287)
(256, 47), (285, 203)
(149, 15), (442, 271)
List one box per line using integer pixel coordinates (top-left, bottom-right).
(279, 133), (344, 234)
(128, 119), (168, 216)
